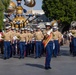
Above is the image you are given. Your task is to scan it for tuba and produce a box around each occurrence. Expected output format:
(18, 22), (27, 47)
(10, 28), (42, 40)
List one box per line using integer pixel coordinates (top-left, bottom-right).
(71, 21), (76, 27)
(6, 1), (16, 13)
(50, 20), (58, 27)
(24, 0), (36, 7)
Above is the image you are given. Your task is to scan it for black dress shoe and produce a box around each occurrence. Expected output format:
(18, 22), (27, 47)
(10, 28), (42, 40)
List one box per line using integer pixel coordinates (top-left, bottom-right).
(48, 67), (52, 69)
(7, 57), (10, 59)
(4, 57), (6, 60)
(45, 67), (49, 70)
(22, 57), (24, 59)
(35, 57), (37, 59)
(54, 56), (57, 58)
(19, 57), (21, 59)
(38, 56), (41, 58)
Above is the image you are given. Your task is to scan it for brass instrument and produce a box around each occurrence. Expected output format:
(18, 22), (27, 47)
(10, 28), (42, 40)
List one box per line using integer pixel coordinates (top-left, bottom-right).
(50, 20), (58, 27)
(6, 1), (16, 13)
(6, 0), (36, 29)
(24, 0), (36, 7)
(16, 6), (23, 14)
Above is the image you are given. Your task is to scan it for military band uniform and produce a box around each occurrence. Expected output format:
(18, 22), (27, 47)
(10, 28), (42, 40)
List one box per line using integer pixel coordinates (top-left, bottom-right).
(34, 30), (44, 58)
(53, 27), (62, 57)
(3, 29), (11, 59)
(18, 30), (28, 58)
(10, 30), (17, 56)
(30, 30), (36, 55)
(30, 33), (34, 54)
(70, 30), (76, 56)
(15, 30), (20, 55)
(0, 30), (4, 54)
(68, 31), (73, 54)
(28, 32), (33, 55)
(43, 29), (53, 70)
(43, 22), (53, 70)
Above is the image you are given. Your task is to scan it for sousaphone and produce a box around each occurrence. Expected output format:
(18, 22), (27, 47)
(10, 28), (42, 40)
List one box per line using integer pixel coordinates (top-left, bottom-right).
(24, 0), (36, 7)
(6, 1), (16, 13)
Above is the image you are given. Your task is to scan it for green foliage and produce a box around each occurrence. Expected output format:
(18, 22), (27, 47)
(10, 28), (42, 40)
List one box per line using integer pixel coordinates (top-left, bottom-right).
(42, 0), (76, 24)
(0, 11), (4, 30)
(0, 0), (5, 11)
(0, 0), (10, 30)
(1, 0), (10, 11)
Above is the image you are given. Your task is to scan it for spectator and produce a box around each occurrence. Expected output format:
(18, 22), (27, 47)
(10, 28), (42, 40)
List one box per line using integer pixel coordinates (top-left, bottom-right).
(0, 29), (4, 54)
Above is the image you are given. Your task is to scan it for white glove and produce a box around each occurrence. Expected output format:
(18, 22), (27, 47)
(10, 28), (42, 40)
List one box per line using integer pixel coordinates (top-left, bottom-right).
(53, 42), (55, 50)
(13, 36), (17, 40)
(0, 34), (2, 39)
(47, 29), (53, 35)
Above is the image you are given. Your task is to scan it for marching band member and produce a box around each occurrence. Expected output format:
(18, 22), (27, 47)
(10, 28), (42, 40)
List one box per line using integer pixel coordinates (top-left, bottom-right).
(11, 27), (17, 56)
(43, 22), (53, 70)
(26, 28), (31, 56)
(69, 27), (76, 56)
(53, 26), (62, 57)
(24, 27), (28, 57)
(0, 29), (3, 54)
(15, 28), (20, 55)
(68, 31), (73, 54)
(18, 28), (27, 59)
(34, 26), (44, 58)
(3, 26), (12, 59)
(30, 29), (34, 54)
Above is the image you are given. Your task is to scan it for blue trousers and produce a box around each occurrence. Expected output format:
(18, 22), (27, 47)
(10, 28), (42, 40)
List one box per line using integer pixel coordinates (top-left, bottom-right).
(19, 42), (26, 58)
(72, 38), (76, 55)
(4, 41), (11, 58)
(31, 41), (35, 54)
(26, 43), (31, 56)
(69, 42), (73, 54)
(12, 41), (16, 55)
(45, 41), (53, 68)
(35, 41), (42, 58)
(53, 40), (59, 57)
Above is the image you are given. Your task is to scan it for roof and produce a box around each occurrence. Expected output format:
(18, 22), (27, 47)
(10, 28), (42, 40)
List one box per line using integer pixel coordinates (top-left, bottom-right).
(25, 10), (45, 15)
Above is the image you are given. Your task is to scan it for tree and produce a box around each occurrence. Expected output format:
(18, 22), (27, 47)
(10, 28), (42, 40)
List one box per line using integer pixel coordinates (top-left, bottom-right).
(42, 0), (76, 31)
(0, 0), (10, 30)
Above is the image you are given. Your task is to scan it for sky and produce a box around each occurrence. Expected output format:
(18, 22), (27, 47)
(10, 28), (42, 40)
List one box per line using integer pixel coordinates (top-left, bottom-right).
(12, 0), (43, 10)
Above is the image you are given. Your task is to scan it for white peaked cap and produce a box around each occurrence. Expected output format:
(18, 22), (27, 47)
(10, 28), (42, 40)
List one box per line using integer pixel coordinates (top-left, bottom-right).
(45, 22), (51, 26)
(12, 27), (15, 29)
(24, 27), (28, 30)
(33, 28), (36, 31)
(8, 26), (11, 28)
(21, 28), (24, 30)
(37, 25), (40, 28)
(53, 26), (58, 29)
(16, 28), (19, 30)
(53, 22), (58, 26)
(30, 29), (33, 31)
(27, 28), (30, 31)
(5, 26), (9, 29)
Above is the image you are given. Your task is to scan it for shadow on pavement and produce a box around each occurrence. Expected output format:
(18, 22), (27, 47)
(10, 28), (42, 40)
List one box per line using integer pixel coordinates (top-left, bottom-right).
(60, 50), (70, 56)
(25, 63), (44, 69)
(0, 54), (3, 59)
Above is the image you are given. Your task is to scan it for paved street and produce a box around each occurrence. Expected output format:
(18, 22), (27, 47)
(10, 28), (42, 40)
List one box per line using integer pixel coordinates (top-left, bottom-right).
(0, 45), (76, 75)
